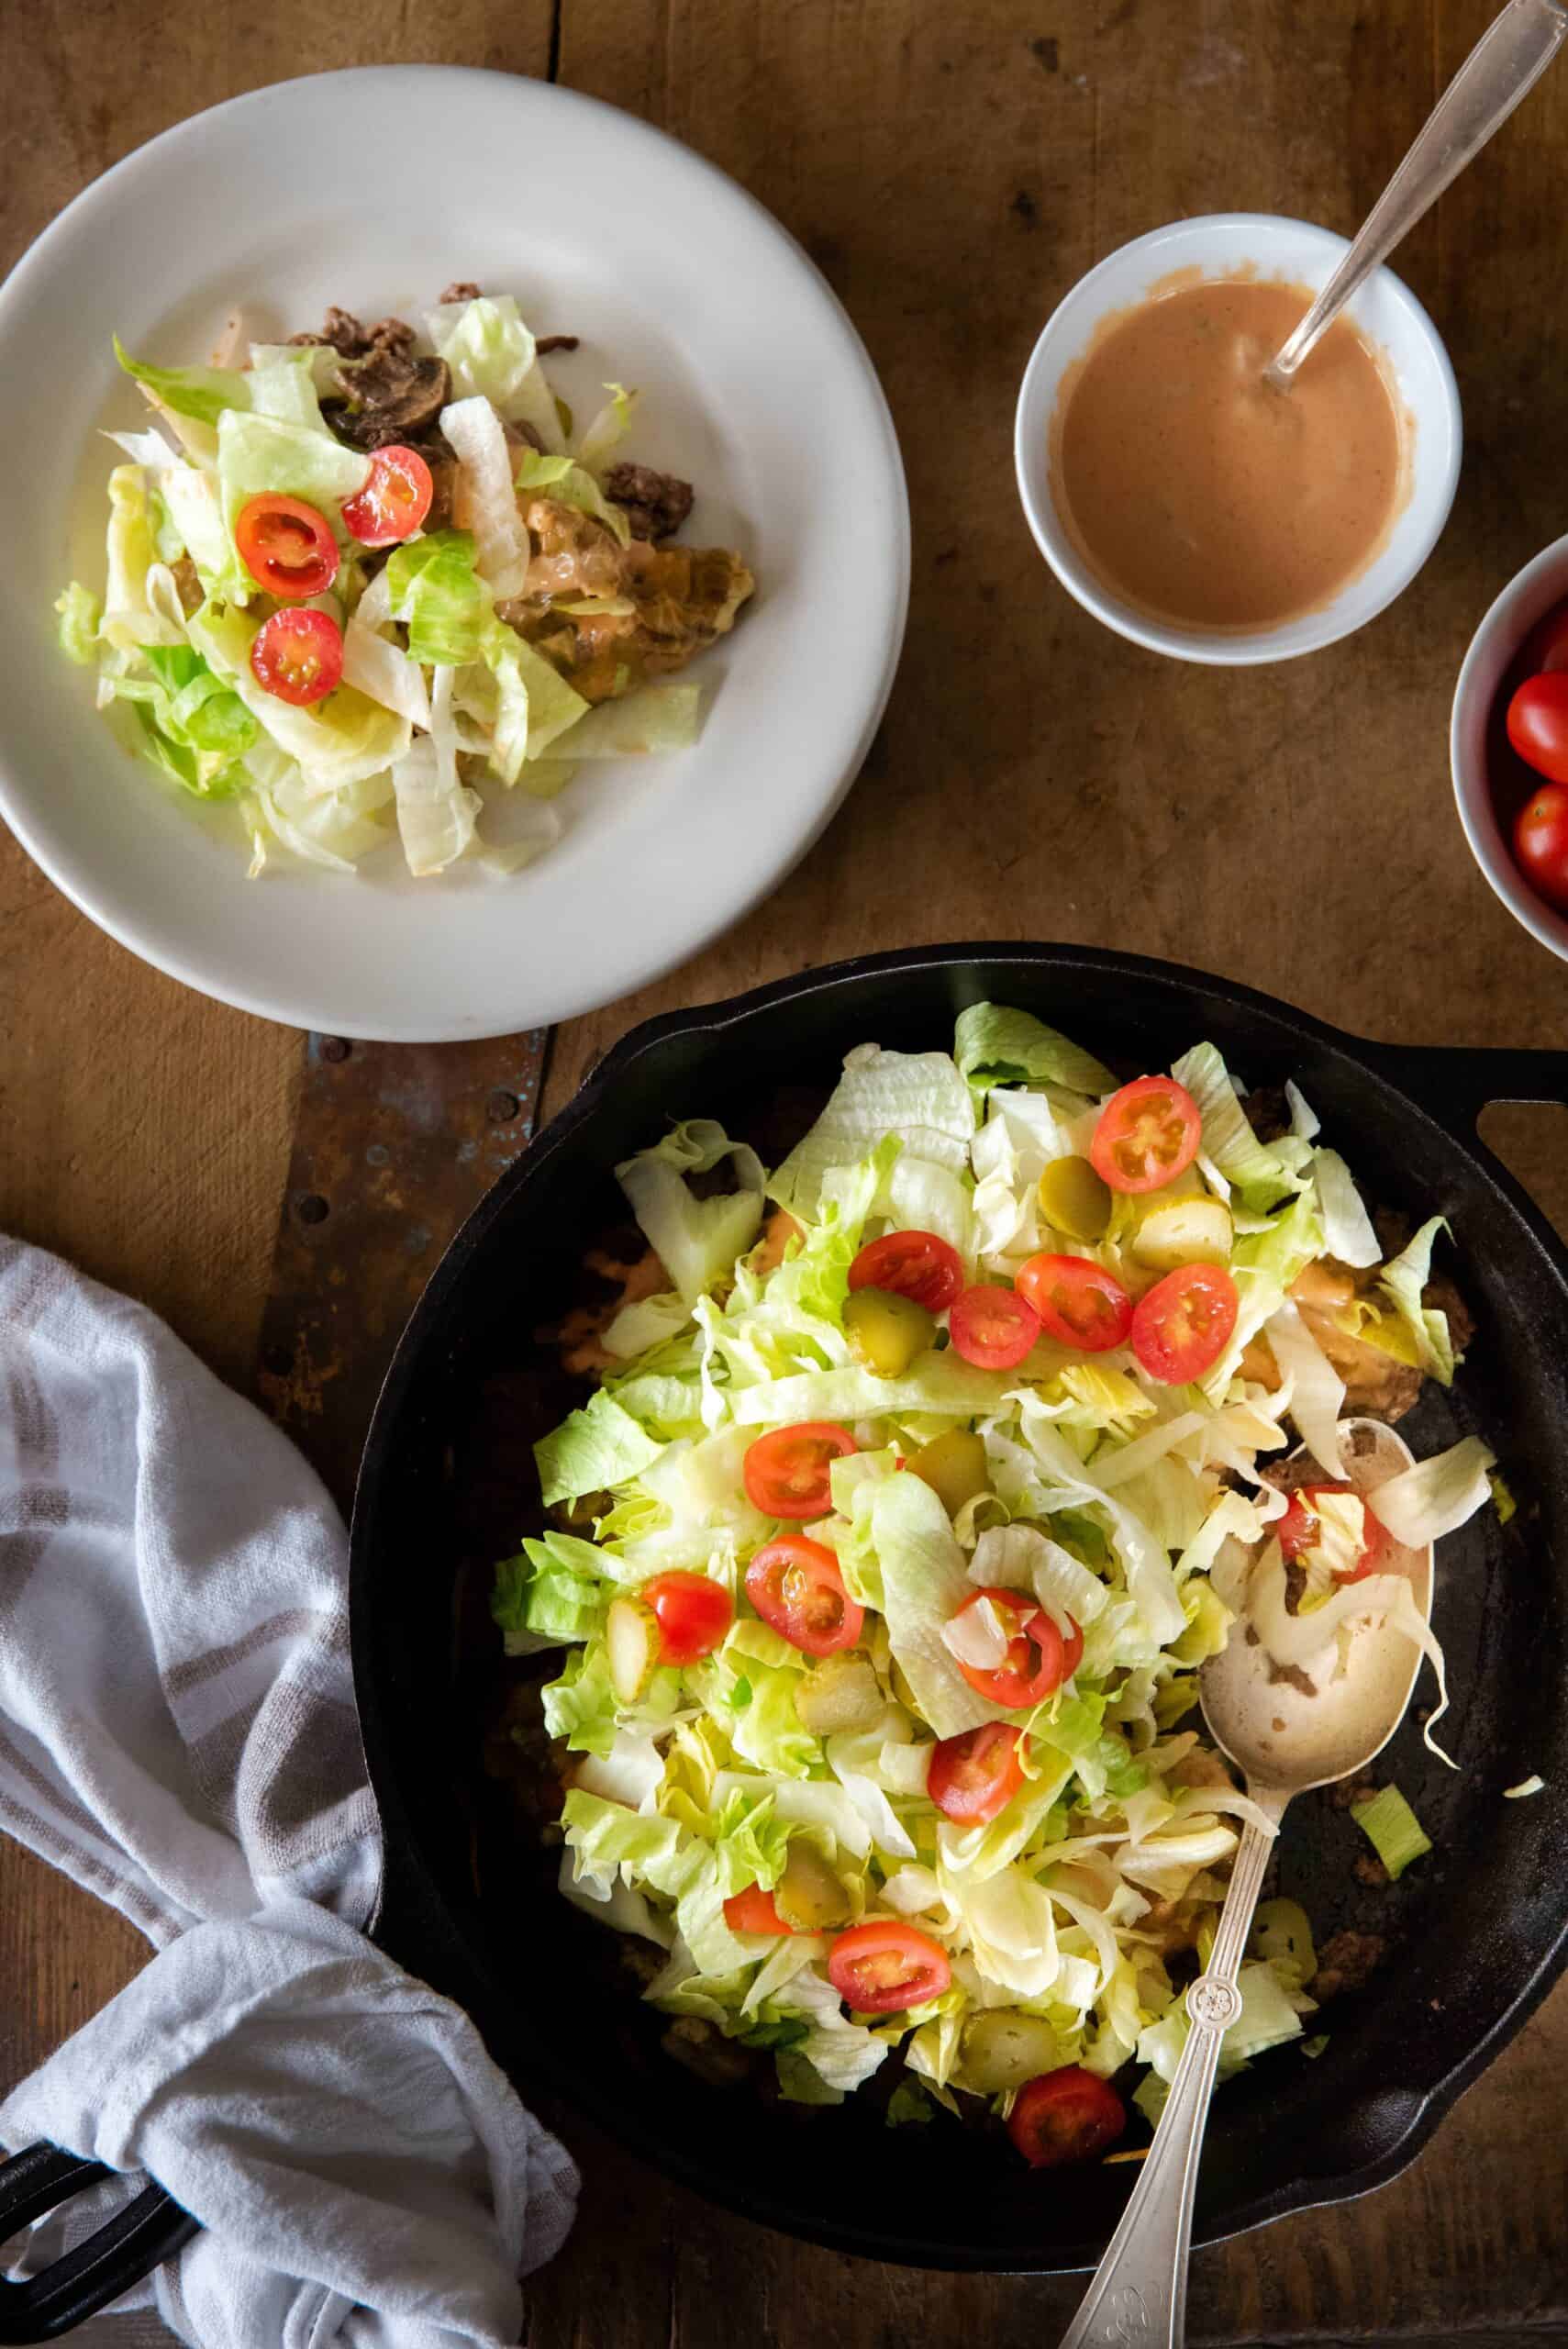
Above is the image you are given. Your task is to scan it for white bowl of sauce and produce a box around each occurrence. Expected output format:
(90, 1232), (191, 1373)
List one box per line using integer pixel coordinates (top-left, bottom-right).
(1015, 214), (1462, 665)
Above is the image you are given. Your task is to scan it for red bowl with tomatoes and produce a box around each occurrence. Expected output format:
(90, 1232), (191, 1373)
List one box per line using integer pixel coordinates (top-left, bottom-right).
(1451, 531), (1568, 962)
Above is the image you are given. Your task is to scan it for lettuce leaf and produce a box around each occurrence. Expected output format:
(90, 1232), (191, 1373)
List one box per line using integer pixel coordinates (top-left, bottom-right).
(425, 295), (566, 453)
(953, 1002), (1115, 1098)
(1376, 1219), (1456, 1384)
(771, 1043), (975, 1220)
(114, 335), (250, 427)
(56, 582), (101, 664)
(546, 684), (703, 759)
(535, 1388), (665, 1506)
(617, 1122), (765, 1307)
(1170, 1044), (1301, 1213)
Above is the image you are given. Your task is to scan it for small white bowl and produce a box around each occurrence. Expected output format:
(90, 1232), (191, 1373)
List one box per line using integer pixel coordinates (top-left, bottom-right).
(1014, 213), (1462, 666)
(1451, 532), (1568, 963)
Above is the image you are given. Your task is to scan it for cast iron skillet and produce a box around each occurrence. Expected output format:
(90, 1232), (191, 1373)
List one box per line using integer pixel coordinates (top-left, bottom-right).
(5, 943), (1565, 2327)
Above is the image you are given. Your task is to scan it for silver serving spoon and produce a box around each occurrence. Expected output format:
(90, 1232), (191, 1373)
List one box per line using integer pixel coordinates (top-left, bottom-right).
(1059, 1419), (1436, 2349)
(1264, 0), (1568, 390)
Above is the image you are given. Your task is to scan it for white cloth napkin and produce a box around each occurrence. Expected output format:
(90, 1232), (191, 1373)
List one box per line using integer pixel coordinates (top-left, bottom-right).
(0, 1237), (578, 2347)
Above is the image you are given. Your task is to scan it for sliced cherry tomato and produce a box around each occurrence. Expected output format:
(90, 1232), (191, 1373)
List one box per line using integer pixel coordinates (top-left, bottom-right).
(1507, 672), (1568, 786)
(1276, 1482), (1393, 1584)
(951, 1586), (1066, 1708)
(1090, 1076), (1203, 1195)
(928, 1723), (1025, 1823)
(828, 1920), (951, 2013)
(642, 1570), (733, 1664)
(249, 607), (344, 707)
(1129, 1262), (1239, 1384)
(1521, 599), (1568, 677)
(1007, 2067), (1126, 2168)
(849, 1229), (964, 1313)
(340, 444), (435, 547)
(746, 1535), (863, 1656)
(1514, 780), (1568, 911)
(1016, 1252), (1134, 1352)
(722, 1884), (795, 1935)
(743, 1422), (857, 1520)
(234, 494), (339, 599)
(949, 1284), (1040, 1370)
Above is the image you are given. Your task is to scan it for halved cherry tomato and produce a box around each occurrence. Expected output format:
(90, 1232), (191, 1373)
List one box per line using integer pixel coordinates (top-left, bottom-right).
(849, 1229), (963, 1313)
(1129, 1262), (1239, 1384)
(1090, 1076), (1203, 1195)
(1276, 1482), (1393, 1584)
(641, 1570), (733, 1664)
(951, 1586), (1066, 1708)
(249, 607), (344, 707)
(1507, 672), (1568, 785)
(1514, 780), (1568, 911)
(1016, 1252), (1133, 1352)
(743, 1423), (857, 1520)
(828, 1920), (951, 2013)
(722, 1885), (795, 1935)
(1521, 599), (1568, 677)
(234, 494), (339, 598)
(949, 1284), (1040, 1370)
(1007, 2067), (1126, 2168)
(339, 444), (435, 547)
(928, 1723), (1025, 1823)
(746, 1536), (863, 1656)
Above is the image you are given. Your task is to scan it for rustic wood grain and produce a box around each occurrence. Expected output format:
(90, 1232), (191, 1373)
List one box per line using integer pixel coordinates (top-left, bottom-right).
(5, 0), (1568, 2343)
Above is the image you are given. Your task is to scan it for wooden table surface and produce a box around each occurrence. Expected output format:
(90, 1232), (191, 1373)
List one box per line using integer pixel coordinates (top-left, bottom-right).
(5, 3), (1568, 2343)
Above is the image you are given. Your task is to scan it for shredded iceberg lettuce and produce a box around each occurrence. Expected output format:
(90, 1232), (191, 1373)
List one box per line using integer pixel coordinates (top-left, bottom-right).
(500, 1007), (1483, 2123)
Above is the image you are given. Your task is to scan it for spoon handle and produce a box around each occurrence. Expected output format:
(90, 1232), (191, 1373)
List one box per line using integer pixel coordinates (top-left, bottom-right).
(1057, 1790), (1285, 2349)
(1266, 0), (1568, 387)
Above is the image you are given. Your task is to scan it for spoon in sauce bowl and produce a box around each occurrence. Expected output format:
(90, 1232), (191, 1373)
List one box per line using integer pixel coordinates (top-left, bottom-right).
(1264, 0), (1568, 391)
(1060, 1419), (1437, 2349)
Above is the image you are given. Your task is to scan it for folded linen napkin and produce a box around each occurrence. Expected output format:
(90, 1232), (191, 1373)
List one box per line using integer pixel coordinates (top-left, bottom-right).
(0, 1237), (578, 2348)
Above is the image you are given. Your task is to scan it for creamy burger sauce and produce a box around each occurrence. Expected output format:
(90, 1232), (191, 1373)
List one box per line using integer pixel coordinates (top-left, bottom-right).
(1050, 273), (1409, 631)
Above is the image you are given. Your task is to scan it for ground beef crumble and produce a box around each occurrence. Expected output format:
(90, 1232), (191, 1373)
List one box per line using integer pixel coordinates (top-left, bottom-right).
(1313, 1929), (1386, 1999)
(603, 461), (695, 541)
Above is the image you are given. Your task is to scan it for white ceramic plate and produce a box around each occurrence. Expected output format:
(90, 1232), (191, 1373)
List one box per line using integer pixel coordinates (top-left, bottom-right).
(0, 68), (908, 1040)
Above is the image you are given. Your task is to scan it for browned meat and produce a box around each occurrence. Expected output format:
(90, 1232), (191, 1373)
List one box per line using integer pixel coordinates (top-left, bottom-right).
(365, 316), (417, 360)
(1313, 1929), (1386, 1999)
(751, 1208), (803, 1277)
(171, 554), (203, 617)
(424, 455), (460, 532)
(439, 280), (483, 305)
(1353, 1852), (1390, 1888)
(536, 333), (580, 355)
(1327, 1774), (1380, 1812)
(328, 347), (451, 451)
(603, 461), (696, 542)
(287, 306), (374, 359)
(662, 2018), (752, 2085)
(540, 1242), (670, 1377)
(1241, 1084), (1293, 1144)
(1166, 1745), (1237, 1793)
(1424, 1269), (1475, 1360)
(501, 416), (544, 460)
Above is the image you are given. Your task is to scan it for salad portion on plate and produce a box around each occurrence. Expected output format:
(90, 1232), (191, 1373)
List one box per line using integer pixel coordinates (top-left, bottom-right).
(56, 285), (754, 879)
(492, 1006), (1496, 2164)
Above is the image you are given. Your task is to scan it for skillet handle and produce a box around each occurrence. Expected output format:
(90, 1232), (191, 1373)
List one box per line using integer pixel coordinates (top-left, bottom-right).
(1360, 1043), (1568, 1130)
(0, 2142), (199, 2344)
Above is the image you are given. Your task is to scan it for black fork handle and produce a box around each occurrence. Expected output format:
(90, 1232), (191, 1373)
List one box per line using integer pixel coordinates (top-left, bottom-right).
(0, 2143), (198, 2344)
